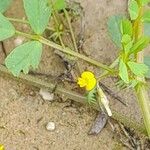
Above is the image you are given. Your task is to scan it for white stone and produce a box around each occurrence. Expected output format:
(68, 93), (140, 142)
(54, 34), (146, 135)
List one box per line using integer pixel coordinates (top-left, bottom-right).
(14, 37), (24, 46)
(46, 122), (55, 131)
(39, 88), (54, 101)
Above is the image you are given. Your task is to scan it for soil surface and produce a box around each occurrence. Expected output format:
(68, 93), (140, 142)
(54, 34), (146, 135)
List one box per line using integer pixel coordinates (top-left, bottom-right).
(0, 0), (150, 150)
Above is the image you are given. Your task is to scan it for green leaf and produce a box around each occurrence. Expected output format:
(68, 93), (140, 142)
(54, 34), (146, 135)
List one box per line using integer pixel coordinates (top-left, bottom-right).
(5, 41), (42, 76)
(144, 56), (150, 78)
(86, 87), (97, 104)
(107, 15), (123, 48)
(127, 61), (149, 77)
(121, 34), (133, 53)
(141, 0), (150, 5)
(0, 13), (15, 41)
(144, 23), (150, 37)
(128, 0), (139, 20)
(142, 11), (150, 22)
(121, 34), (132, 44)
(51, 0), (66, 10)
(129, 36), (150, 54)
(120, 19), (133, 36)
(0, 0), (12, 13)
(119, 59), (129, 83)
(23, 0), (51, 34)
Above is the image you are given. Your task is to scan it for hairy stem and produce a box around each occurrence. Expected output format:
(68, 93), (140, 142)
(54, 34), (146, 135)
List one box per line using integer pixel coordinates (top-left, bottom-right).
(133, 2), (150, 137)
(15, 30), (114, 73)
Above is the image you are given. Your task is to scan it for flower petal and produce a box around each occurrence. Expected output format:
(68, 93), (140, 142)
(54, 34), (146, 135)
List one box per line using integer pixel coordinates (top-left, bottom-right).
(77, 78), (86, 87)
(81, 71), (94, 79)
(86, 77), (96, 91)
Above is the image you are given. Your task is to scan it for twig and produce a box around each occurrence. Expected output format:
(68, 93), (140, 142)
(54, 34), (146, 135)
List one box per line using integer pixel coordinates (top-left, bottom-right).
(120, 139), (135, 150)
(100, 82), (127, 106)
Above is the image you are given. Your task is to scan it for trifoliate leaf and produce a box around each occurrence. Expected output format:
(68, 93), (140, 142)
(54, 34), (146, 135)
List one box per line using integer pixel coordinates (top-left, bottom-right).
(128, 0), (139, 20)
(0, 13), (15, 41)
(120, 19), (133, 36)
(127, 61), (149, 77)
(144, 56), (150, 78)
(23, 0), (51, 34)
(129, 36), (150, 54)
(119, 59), (129, 83)
(0, 0), (12, 13)
(107, 15), (123, 48)
(5, 41), (42, 76)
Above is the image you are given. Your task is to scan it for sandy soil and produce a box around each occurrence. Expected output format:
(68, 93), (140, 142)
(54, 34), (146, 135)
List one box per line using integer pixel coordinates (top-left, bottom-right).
(0, 0), (149, 149)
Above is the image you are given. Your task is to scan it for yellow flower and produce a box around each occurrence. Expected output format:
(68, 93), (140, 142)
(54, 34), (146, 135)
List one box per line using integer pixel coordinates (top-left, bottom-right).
(77, 71), (96, 91)
(0, 145), (4, 150)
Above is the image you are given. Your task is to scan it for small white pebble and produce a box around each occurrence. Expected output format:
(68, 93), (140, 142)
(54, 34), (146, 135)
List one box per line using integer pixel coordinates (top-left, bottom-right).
(39, 88), (54, 101)
(62, 112), (66, 116)
(46, 122), (55, 131)
(14, 37), (24, 46)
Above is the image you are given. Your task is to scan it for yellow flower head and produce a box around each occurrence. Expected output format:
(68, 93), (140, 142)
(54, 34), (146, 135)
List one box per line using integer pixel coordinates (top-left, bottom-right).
(0, 145), (4, 150)
(77, 71), (96, 91)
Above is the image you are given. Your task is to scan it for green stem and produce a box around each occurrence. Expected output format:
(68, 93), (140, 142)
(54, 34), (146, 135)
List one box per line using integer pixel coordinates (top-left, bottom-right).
(63, 9), (81, 74)
(7, 17), (55, 31)
(15, 30), (114, 73)
(52, 12), (65, 47)
(97, 58), (119, 81)
(63, 9), (78, 52)
(7, 17), (28, 24)
(52, 11), (81, 75)
(133, 2), (150, 137)
(135, 84), (150, 137)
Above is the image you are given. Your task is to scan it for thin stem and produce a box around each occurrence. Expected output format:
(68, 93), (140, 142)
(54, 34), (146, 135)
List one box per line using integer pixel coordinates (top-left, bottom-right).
(7, 17), (28, 24)
(52, 12), (65, 47)
(135, 84), (150, 137)
(133, 2), (150, 137)
(97, 58), (119, 81)
(15, 30), (114, 73)
(63, 9), (81, 74)
(52, 11), (81, 78)
(63, 9), (78, 52)
(7, 17), (55, 31)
